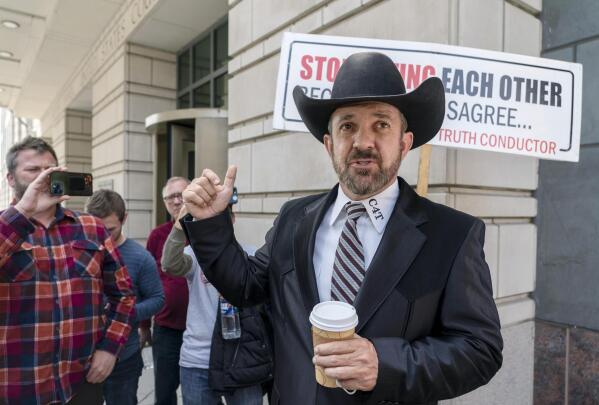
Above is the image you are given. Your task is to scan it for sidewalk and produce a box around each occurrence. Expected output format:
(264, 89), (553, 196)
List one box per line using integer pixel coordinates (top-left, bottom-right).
(137, 347), (181, 405)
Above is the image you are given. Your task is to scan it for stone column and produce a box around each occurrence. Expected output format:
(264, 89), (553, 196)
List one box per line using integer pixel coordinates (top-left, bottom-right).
(44, 109), (92, 211)
(227, 0), (541, 403)
(91, 43), (176, 244)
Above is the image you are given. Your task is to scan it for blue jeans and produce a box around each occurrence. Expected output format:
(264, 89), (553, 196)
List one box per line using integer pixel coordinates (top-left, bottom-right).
(153, 325), (184, 405)
(103, 350), (143, 405)
(180, 366), (263, 405)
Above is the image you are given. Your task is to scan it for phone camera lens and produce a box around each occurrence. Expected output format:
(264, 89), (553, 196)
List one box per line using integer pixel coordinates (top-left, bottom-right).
(51, 183), (63, 195)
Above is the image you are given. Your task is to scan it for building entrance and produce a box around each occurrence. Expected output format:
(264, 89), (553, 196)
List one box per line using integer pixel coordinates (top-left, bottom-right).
(146, 108), (228, 226)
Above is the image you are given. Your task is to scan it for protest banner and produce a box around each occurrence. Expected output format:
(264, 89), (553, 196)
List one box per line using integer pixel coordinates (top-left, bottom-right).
(273, 33), (583, 194)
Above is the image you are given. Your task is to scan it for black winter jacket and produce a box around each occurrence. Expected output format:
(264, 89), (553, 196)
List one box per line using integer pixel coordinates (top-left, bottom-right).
(208, 302), (274, 393)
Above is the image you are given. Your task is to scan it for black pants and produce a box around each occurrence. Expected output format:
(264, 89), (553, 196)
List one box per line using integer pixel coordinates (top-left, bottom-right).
(103, 350), (144, 405)
(153, 324), (184, 405)
(67, 381), (103, 405)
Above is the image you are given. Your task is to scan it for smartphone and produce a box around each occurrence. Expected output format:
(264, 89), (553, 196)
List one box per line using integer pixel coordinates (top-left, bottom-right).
(49, 172), (93, 197)
(229, 187), (238, 205)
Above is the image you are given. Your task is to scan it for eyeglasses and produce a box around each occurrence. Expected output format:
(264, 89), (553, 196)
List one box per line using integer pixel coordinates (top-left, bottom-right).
(163, 192), (183, 203)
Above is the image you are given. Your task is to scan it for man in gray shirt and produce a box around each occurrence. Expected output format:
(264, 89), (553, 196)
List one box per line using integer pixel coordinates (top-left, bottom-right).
(162, 193), (270, 405)
(86, 190), (165, 405)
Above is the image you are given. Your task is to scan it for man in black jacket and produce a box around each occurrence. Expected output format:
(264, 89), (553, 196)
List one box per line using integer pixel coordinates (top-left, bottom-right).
(161, 192), (272, 405)
(180, 52), (503, 404)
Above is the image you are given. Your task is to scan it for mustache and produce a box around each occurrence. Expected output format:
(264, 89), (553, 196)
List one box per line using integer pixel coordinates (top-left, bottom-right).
(346, 149), (381, 163)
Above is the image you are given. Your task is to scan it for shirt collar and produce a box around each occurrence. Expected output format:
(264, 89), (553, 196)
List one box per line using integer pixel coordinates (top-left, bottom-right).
(329, 178), (399, 234)
(26, 204), (76, 228)
(56, 204), (77, 221)
(10, 201), (76, 221)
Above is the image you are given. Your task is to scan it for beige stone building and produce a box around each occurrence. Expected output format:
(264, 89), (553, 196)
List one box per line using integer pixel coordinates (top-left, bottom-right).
(1, 0), (542, 403)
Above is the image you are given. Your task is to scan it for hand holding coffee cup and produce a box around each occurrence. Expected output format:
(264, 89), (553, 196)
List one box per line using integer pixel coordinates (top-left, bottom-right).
(310, 301), (378, 393)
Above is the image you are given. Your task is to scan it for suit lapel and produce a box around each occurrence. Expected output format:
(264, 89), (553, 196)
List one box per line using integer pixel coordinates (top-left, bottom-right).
(355, 179), (428, 332)
(293, 186), (339, 316)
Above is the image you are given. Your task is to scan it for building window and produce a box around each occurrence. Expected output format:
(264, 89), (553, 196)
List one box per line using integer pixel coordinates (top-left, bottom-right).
(177, 19), (228, 109)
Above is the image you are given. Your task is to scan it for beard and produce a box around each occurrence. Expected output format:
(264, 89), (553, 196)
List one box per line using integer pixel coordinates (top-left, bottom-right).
(13, 177), (30, 200)
(332, 146), (403, 197)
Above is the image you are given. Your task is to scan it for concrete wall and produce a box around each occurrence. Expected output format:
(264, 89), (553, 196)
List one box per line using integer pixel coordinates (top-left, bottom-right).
(91, 43), (176, 243)
(534, 0), (599, 403)
(537, 0), (599, 332)
(37, 0), (166, 242)
(43, 109), (92, 211)
(228, 0), (541, 403)
(59, 110), (92, 211)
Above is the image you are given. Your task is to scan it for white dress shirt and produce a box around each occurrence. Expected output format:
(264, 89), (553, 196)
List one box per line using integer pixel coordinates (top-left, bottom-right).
(313, 178), (400, 302)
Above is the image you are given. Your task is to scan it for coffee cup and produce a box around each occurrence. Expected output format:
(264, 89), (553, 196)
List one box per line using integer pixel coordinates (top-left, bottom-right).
(309, 301), (359, 388)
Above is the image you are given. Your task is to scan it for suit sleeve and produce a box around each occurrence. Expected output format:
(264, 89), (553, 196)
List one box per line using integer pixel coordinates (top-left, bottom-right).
(181, 211), (278, 308)
(368, 220), (503, 403)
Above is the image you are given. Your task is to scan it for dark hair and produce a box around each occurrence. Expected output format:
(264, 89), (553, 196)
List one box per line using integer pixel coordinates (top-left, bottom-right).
(86, 189), (127, 222)
(6, 136), (58, 174)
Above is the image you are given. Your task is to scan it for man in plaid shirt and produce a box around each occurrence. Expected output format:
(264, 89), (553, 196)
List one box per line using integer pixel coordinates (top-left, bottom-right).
(0, 137), (136, 405)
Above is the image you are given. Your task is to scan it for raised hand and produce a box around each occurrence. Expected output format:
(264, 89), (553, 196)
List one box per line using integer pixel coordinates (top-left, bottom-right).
(173, 204), (188, 231)
(183, 165), (237, 220)
(14, 166), (70, 219)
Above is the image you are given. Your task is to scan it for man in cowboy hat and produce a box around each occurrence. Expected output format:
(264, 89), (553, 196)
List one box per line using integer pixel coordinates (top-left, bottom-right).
(179, 52), (503, 404)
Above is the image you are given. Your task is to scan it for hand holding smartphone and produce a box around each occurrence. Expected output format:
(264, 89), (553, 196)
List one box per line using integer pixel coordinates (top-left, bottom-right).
(49, 172), (93, 197)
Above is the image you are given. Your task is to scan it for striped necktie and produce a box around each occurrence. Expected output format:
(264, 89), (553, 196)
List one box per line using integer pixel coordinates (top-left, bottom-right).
(331, 202), (367, 304)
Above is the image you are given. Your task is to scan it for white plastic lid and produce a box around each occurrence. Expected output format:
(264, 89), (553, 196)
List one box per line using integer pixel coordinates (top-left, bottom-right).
(309, 301), (359, 332)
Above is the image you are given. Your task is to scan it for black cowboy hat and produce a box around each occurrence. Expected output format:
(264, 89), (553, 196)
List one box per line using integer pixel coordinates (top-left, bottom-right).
(292, 52), (446, 149)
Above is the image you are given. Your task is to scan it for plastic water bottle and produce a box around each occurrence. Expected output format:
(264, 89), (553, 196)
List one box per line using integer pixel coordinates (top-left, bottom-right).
(220, 296), (241, 339)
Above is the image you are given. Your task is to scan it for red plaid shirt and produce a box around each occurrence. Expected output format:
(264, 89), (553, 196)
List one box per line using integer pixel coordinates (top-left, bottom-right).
(0, 205), (135, 405)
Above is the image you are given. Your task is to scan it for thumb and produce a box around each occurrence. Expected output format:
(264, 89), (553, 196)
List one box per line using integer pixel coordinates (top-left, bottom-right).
(58, 195), (71, 204)
(177, 204), (188, 220)
(223, 165), (237, 190)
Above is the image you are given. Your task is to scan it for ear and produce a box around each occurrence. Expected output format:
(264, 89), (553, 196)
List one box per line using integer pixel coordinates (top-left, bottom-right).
(6, 172), (15, 188)
(122, 212), (128, 225)
(323, 134), (334, 159)
(400, 131), (414, 159)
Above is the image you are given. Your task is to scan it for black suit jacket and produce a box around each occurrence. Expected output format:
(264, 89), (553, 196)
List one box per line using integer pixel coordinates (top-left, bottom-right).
(182, 178), (503, 405)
